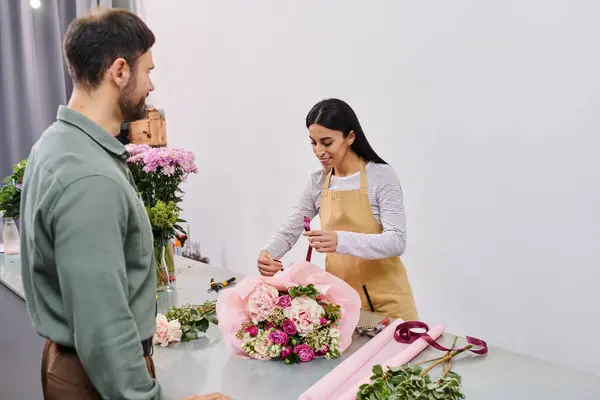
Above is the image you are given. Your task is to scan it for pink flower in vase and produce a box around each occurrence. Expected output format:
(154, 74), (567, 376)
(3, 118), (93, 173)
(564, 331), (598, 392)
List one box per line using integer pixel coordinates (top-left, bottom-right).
(163, 165), (176, 176)
(264, 321), (274, 330)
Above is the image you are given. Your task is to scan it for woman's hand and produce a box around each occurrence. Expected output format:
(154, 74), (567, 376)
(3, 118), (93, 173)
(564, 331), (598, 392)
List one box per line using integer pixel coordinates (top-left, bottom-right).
(257, 250), (283, 276)
(303, 230), (338, 253)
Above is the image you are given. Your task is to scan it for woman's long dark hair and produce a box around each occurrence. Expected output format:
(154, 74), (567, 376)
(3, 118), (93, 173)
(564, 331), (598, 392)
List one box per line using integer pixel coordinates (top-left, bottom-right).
(306, 98), (387, 164)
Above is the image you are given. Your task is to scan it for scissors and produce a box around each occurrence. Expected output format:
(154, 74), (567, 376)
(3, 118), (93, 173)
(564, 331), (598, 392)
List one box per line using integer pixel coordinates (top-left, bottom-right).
(356, 317), (391, 338)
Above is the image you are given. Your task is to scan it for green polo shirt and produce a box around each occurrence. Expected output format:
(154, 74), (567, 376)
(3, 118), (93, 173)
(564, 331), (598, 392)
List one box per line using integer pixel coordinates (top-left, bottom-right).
(20, 106), (162, 399)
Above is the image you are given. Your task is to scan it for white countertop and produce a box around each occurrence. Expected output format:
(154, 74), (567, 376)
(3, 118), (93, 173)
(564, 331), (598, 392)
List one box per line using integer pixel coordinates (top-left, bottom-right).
(3, 254), (600, 399)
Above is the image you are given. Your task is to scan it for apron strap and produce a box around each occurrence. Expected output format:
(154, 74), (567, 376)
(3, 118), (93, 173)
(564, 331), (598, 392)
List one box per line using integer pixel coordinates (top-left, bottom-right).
(359, 161), (367, 191)
(322, 161), (368, 191)
(322, 168), (333, 190)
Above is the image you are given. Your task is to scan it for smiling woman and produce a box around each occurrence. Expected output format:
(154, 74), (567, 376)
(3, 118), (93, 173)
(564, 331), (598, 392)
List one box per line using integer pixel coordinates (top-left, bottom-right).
(257, 98), (418, 321)
(307, 99), (387, 169)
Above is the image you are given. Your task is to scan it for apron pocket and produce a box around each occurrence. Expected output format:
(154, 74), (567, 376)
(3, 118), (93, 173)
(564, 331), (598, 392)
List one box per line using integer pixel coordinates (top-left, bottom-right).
(362, 285), (376, 312)
(362, 284), (418, 320)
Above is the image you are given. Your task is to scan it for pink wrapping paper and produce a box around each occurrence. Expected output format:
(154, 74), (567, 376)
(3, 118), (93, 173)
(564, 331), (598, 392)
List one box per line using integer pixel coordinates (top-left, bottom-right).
(299, 323), (445, 400)
(216, 261), (362, 359)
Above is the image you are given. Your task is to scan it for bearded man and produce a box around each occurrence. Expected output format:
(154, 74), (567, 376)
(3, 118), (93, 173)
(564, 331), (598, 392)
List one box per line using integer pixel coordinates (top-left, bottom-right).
(19, 8), (228, 400)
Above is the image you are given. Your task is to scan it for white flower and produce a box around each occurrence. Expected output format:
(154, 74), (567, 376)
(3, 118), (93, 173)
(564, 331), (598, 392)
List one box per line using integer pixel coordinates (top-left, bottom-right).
(329, 328), (341, 339)
(153, 314), (182, 347)
(269, 344), (282, 359)
(285, 296), (325, 336)
(251, 330), (273, 360)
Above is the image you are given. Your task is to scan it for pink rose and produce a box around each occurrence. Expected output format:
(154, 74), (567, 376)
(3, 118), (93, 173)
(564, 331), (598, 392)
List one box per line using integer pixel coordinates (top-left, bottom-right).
(282, 319), (297, 336)
(277, 295), (293, 308)
(320, 317), (328, 326)
(280, 346), (292, 359)
(264, 321), (274, 331)
(245, 325), (258, 337)
(268, 330), (289, 345)
(153, 314), (182, 347)
(316, 344), (329, 356)
(285, 296), (325, 336)
(294, 344), (315, 362)
(246, 284), (279, 322)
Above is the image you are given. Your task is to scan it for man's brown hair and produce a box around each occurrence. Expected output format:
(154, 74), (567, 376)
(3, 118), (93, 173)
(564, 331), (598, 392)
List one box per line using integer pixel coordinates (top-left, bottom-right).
(63, 8), (155, 88)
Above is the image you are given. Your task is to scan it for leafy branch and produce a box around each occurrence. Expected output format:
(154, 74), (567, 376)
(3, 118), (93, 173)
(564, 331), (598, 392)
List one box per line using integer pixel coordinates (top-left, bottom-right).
(164, 301), (218, 342)
(357, 338), (471, 400)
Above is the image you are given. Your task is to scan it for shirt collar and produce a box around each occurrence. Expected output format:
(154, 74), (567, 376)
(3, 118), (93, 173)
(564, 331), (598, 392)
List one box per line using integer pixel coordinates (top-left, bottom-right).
(56, 105), (129, 162)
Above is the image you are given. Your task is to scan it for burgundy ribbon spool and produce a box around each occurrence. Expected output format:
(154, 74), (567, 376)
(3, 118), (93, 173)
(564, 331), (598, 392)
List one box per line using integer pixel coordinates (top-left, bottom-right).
(394, 321), (488, 355)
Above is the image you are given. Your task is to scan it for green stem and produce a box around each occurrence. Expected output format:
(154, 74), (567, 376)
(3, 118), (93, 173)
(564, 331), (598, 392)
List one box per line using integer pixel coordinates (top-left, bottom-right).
(416, 337), (459, 366)
(420, 345), (472, 377)
(415, 355), (446, 366)
(439, 336), (458, 382)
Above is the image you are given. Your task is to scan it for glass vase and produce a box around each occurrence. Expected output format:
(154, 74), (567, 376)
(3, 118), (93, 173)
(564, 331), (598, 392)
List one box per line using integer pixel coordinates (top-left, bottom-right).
(2, 217), (20, 255)
(155, 245), (175, 292)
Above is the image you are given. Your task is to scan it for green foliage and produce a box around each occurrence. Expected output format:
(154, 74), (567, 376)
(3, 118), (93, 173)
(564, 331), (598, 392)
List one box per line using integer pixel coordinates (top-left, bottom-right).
(164, 301), (218, 342)
(357, 364), (465, 400)
(146, 200), (182, 248)
(288, 283), (319, 299)
(323, 302), (342, 323)
(284, 352), (302, 365)
(0, 159), (27, 219)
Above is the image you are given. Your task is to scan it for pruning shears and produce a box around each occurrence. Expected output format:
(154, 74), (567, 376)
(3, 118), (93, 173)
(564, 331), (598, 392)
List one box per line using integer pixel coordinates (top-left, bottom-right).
(207, 277), (236, 293)
(356, 317), (391, 338)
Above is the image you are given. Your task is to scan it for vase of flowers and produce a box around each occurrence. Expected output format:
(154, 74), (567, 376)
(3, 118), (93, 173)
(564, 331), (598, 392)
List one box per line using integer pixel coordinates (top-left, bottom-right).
(125, 144), (198, 291)
(0, 158), (27, 220)
(0, 159), (27, 254)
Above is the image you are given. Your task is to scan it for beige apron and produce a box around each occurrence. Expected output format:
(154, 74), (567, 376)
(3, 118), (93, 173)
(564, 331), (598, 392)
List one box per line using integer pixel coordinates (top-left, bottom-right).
(320, 162), (418, 321)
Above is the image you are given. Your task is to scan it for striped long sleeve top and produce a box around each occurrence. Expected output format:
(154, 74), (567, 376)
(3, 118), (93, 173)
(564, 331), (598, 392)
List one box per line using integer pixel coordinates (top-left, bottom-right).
(263, 162), (407, 260)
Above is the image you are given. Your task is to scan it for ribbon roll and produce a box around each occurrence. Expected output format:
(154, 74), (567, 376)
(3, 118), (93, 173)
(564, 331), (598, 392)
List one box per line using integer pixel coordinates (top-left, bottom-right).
(304, 216), (313, 262)
(394, 321), (488, 355)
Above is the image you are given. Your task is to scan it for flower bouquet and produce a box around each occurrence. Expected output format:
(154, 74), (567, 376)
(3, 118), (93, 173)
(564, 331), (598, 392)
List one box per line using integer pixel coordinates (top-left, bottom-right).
(153, 301), (218, 347)
(125, 144), (198, 290)
(217, 261), (362, 363)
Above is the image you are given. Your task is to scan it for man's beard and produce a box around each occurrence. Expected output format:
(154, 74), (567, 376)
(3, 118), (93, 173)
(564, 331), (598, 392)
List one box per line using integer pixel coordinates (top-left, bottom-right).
(119, 80), (147, 122)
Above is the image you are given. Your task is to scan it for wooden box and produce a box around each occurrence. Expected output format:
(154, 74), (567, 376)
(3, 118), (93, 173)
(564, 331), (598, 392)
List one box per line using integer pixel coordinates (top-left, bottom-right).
(128, 107), (167, 146)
